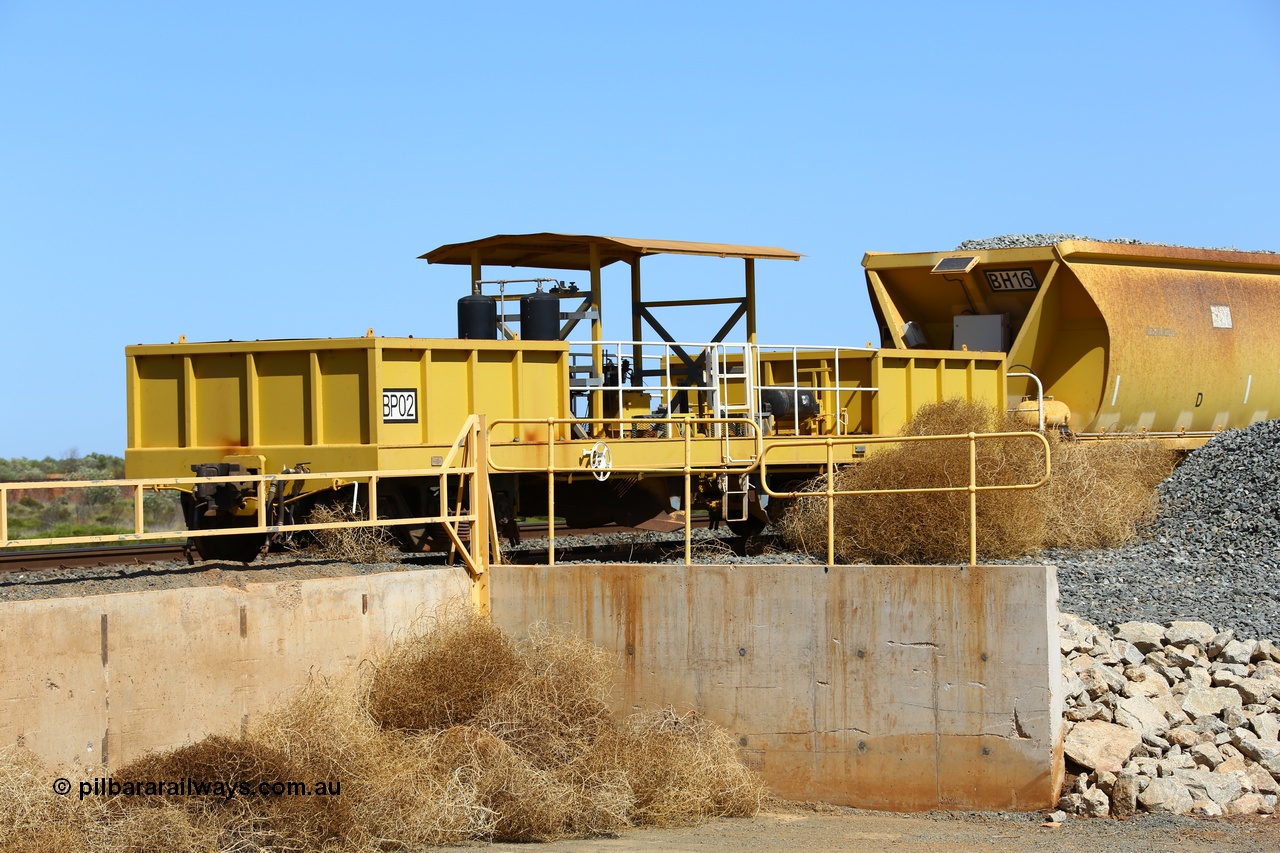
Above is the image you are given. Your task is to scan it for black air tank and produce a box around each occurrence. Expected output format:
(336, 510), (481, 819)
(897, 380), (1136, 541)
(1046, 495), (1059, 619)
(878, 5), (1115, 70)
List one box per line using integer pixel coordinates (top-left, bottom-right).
(458, 288), (498, 340)
(520, 290), (560, 341)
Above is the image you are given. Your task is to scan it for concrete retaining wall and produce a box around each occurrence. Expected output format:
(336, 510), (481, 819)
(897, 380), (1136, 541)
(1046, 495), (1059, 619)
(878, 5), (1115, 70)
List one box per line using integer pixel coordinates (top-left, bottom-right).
(491, 563), (1063, 811)
(0, 562), (1062, 812)
(0, 568), (470, 772)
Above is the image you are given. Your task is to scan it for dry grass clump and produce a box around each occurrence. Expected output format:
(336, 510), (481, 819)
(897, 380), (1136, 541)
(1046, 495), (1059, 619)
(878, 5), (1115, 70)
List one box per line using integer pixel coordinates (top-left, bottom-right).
(81, 805), (225, 853)
(364, 610), (522, 731)
(589, 709), (765, 826)
(111, 734), (353, 850)
(303, 503), (399, 563)
(778, 399), (1177, 563)
(1039, 437), (1176, 549)
(475, 626), (616, 769)
(0, 615), (763, 851)
(259, 637), (519, 846)
(687, 536), (737, 564)
(431, 725), (584, 841)
(779, 400), (1046, 563)
(0, 745), (101, 853)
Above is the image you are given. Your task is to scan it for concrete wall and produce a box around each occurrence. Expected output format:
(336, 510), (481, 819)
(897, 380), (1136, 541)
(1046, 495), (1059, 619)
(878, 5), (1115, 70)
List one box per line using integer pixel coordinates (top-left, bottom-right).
(491, 563), (1063, 811)
(0, 568), (470, 772)
(0, 562), (1062, 812)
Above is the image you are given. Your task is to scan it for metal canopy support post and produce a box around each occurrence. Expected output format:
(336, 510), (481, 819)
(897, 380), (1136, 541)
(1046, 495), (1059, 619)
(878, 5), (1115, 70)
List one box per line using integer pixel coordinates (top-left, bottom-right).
(745, 258), (757, 345)
(630, 258), (643, 388)
(469, 415), (491, 614)
(589, 242), (603, 432)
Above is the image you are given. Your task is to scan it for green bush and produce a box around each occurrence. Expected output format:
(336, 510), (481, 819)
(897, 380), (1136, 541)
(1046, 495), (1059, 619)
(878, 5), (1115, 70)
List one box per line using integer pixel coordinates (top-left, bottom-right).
(42, 523), (132, 540)
(0, 452), (184, 542)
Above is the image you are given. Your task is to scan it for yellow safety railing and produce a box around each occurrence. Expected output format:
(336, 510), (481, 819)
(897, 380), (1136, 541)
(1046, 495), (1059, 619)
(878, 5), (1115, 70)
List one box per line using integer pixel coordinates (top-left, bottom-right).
(760, 431), (1052, 566)
(0, 417), (492, 599)
(4, 419), (1050, 590)
(487, 416), (763, 566)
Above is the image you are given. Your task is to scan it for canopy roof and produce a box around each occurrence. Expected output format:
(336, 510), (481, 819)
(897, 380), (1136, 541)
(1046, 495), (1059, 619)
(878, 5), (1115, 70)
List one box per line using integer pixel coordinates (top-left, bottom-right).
(420, 232), (802, 270)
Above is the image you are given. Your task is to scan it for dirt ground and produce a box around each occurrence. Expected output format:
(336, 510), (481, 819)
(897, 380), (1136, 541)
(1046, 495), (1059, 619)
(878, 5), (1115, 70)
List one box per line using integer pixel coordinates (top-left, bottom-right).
(435, 804), (1280, 853)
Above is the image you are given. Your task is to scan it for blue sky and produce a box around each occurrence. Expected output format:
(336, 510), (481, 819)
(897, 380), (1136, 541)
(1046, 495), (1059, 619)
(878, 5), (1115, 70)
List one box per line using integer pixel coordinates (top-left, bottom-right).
(2, 1), (1277, 458)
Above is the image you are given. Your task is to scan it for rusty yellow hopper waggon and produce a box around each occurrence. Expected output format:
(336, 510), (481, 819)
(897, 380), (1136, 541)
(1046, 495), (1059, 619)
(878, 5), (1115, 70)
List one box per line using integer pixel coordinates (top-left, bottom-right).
(110, 234), (1278, 563)
(865, 241), (1280, 438)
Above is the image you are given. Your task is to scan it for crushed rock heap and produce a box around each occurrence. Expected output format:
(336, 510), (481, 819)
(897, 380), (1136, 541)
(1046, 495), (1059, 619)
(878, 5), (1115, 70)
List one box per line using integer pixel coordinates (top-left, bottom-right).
(1046, 419), (1280, 640)
(1059, 613), (1280, 818)
(956, 234), (1275, 253)
(1148, 418), (1280, 556)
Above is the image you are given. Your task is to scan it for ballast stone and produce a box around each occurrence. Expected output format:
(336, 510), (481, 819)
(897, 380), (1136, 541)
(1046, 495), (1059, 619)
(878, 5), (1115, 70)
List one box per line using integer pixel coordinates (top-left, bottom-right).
(1110, 773), (1140, 818)
(1116, 696), (1169, 740)
(1059, 613), (1280, 818)
(1183, 686), (1244, 718)
(1220, 640), (1257, 666)
(1138, 778), (1194, 814)
(1064, 722), (1142, 773)
(1175, 768), (1248, 805)
(1166, 621), (1218, 648)
(1253, 714), (1280, 742)
(1116, 622), (1166, 652)
(1235, 677), (1280, 705)
(954, 234), (1277, 253)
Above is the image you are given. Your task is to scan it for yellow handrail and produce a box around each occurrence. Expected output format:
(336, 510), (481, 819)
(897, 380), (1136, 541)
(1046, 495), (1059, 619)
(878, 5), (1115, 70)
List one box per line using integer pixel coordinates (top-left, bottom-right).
(487, 416), (763, 565)
(0, 417), (492, 587)
(760, 431), (1052, 566)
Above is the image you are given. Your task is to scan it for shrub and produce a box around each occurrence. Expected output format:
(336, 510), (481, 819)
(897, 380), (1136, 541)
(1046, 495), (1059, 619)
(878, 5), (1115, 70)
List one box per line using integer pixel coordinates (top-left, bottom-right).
(0, 615), (766, 851)
(302, 503), (399, 563)
(778, 400), (1177, 563)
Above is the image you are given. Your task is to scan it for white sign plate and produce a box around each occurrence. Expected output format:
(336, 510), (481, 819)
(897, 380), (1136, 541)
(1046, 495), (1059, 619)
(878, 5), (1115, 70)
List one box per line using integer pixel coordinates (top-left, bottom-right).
(984, 268), (1039, 292)
(382, 388), (418, 423)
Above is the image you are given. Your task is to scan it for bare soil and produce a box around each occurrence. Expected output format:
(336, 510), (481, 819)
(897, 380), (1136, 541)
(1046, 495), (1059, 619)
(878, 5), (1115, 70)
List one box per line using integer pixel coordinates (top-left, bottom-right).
(434, 804), (1278, 853)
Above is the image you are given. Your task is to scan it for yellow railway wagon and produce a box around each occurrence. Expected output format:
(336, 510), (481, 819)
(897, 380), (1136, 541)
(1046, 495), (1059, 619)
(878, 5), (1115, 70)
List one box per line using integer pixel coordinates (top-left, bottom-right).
(126, 336), (570, 478)
(124, 233), (1008, 562)
(864, 241), (1280, 442)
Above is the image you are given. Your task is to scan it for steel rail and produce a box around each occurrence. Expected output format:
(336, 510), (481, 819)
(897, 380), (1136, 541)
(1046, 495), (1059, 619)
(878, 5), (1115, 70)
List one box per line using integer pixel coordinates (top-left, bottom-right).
(0, 543), (188, 573)
(0, 520), (714, 577)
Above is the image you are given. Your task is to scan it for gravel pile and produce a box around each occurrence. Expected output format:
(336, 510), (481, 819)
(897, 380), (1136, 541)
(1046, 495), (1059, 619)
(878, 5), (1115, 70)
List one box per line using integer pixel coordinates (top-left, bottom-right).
(956, 234), (1275, 253)
(1059, 613), (1280, 818)
(1029, 421), (1280, 640)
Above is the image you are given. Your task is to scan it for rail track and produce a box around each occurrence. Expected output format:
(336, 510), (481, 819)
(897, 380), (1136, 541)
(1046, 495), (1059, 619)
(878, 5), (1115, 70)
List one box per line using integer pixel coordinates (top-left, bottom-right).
(0, 543), (188, 573)
(1, 519), (715, 575)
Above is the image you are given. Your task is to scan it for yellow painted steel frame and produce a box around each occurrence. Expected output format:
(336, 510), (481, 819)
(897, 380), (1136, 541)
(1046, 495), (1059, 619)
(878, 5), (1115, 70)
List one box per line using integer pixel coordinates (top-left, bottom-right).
(487, 417), (763, 566)
(760, 431), (1051, 566)
(2, 417), (493, 612)
(863, 242), (1280, 439)
(124, 336), (569, 489)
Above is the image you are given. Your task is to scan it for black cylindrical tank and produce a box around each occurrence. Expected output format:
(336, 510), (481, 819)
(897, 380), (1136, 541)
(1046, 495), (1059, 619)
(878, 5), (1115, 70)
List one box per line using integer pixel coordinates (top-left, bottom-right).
(759, 388), (821, 424)
(520, 290), (560, 341)
(458, 291), (498, 340)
